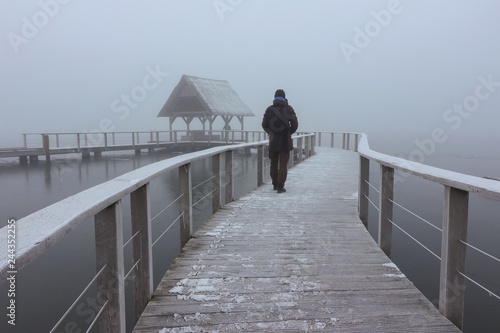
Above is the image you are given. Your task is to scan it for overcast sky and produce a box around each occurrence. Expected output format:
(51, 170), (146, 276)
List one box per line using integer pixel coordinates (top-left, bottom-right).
(1, 0), (499, 154)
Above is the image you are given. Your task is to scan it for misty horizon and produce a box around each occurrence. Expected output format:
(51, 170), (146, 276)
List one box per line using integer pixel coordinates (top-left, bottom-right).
(1, 1), (499, 157)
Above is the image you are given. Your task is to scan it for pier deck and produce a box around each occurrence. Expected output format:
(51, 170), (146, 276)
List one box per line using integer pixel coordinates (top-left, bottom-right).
(133, 148), (460, 332)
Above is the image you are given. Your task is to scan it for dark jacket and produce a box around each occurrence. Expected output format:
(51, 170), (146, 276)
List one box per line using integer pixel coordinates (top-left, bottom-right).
(262, 99), (298, 152)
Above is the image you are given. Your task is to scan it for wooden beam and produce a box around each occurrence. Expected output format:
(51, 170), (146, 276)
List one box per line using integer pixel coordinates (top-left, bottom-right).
(95, 201), (126, 333)
(378, 165), (394, 257)
(439, 186), (468, 329)
(179, 163), (193, 248)
(131, 184), (153, 322)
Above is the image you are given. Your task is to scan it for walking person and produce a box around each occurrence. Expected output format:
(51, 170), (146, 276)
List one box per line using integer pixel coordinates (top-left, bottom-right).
(261, 89), (299, 193)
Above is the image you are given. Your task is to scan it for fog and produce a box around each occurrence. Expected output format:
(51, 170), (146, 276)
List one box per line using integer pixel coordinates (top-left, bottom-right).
(1, 0), (499, 156)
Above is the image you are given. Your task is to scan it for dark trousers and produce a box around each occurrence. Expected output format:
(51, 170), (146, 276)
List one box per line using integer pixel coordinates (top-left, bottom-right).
(269, 151), (290, 187)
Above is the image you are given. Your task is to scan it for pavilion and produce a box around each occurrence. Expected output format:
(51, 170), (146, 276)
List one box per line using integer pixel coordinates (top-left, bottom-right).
(157, 75), (255, 135)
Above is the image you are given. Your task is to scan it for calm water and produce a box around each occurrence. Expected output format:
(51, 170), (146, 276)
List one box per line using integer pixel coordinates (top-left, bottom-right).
(0, 148), (499, 332)
(0, 149), (265, 333)
(366, 153), (500, 333)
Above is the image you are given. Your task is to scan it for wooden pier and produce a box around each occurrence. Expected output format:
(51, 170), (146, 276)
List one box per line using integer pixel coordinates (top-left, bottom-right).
(0, 130), (265, 165)
(133, 148), (460, 332)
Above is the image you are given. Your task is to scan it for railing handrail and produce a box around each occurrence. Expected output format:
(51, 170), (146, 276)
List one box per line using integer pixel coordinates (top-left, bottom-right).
(0, 132), (321, 332)
(21, 129), (266, 136)
(357, 134), (500, 200)
(357, 132), (500, 330)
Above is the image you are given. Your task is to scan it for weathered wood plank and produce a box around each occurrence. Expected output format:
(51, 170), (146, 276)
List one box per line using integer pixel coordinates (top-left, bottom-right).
(133, 148), (460, 333)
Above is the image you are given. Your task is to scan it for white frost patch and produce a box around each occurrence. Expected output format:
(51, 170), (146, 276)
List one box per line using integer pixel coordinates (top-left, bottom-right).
(184, 312), (211, 322)
(342, 191), (358, 200)
(330, 318), (338, 325)
(315, 320), (327, 329)
(232, 295), (246, 303)
(383, 262), (399, 270)
(191, 265), (206, 270)
(242, 264), (254, 268)
(170, 278), (224, 302)
(296, 257), (313, 264)
(204, 231), (220, 237)
(169, 286), (184, 294)
(275, 301), (297, 307)
(384, 273), (406, 278)
(187, 294), (221, 302)
(159, 326), (207, 333)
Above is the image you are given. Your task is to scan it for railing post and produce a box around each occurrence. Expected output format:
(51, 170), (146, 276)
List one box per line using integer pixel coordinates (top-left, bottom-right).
(318, 132), (322, 147)
(104, 133), (108, 149)
(42, 134), (51, 162)
(131, 184), (153, 322)
(346, 133), (350, 150)
(179, 163), (193, 248)
(225, 151), (233, 204)
(257, 145), (264, 186)
(94, 201), (126, 333)
(156, 132), (160, 146)
(297, 137), (303, 162)
(359, 156), (370, 228)
(56, 134), (60, 147)
(84, 133), (88, 147)
(311, 134), (316, 155)
(304, 136), (310, 158)
(342, 133), (346, 149)
(378, 165), (394, 257)
(354, 134), (359, 152)
(23, 134), (27, 148)
(77, 133), (81, 151)
(288, 146), (295, 169)
(330, 133), (334, 148)
(212, 154), (221, 214)
(439, 186), (468, 329)
(112, 133), (116, 145)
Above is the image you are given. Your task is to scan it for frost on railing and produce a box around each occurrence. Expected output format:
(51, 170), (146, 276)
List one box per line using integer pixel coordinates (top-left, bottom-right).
(0, 133), (318, 333)
(357, 133), (500, 330)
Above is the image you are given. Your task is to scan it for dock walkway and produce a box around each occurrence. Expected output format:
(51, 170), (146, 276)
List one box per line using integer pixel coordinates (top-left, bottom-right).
(133, 148), (460, 332)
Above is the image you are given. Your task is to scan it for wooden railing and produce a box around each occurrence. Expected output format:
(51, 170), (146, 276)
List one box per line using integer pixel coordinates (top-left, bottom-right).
(21, 130), (268, 150)
(0, 133), (319, 333)
(7, 130), (495, 331)
(357, 133), (500, 329)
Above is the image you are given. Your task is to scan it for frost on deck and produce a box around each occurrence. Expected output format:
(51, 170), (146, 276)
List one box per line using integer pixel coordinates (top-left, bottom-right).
(133, 148), (460, 333)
